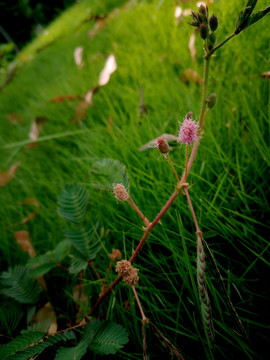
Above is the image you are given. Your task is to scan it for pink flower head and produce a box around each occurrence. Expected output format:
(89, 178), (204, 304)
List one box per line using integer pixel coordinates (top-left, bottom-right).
(155, 137), (169, 154)
(177, 116), (199, 145)
(113, 184), (129, 201)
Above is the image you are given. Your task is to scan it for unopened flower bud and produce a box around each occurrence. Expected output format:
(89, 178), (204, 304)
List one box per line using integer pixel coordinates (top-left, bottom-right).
(113, 184), (129, 202)
(109, 249), (122, 261)
(208, 32), (216, 46)
(199, 23), (209, 40)
(206, 93), (217, 109)
(198, 5), (208, 22)
(209, 14), (218, 31)
(156, 137), (169, 154)
(185, 111), (193, 120)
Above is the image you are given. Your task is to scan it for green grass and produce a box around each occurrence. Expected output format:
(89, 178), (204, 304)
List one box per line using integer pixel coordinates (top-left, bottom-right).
(0, 0), (270, 359)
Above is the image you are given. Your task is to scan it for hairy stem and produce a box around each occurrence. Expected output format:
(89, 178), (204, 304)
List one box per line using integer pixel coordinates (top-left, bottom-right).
(198, 56), (211, 127)
(184, 145), (189, 183)
(127, 196), (150, 226)
(206, 33), (235, 59)
(132, 285), (147, 322)
(165, 153), (180, 184)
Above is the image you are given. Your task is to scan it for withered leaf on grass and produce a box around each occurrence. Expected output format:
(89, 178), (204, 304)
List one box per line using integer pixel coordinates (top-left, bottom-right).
(183, 69), (202, 85)
(260, 71), (270, 79)
(139, 134), (178, 152)
(73, 101), (89, 123)
(12, 198), (40, 226)
(98, 54), (117, 86)
(189, 32), (197, 61)
(31, 302), (57, 334)
(74, 46), (84, 68)
(14, 230), (36, 257)
(8, 113), (23, 124)
(50, 95), (82, 103)
(0, 163), (20, 187)
(28, 116), (47, 142)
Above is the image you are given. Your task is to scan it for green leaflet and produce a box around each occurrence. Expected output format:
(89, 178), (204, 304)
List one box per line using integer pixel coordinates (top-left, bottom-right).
(91, 158), (130, 192)
(58, 182), (89, 224)
(7, 331), (76, 360)
(0, 266), (39, 304)
(0, 331), (45, 360)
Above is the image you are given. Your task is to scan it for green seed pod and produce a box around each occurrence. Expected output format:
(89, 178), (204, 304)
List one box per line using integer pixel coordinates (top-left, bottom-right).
(206, 93), (217, 109)
(199, 23), (209, 40)
(209, 14), (218, 31)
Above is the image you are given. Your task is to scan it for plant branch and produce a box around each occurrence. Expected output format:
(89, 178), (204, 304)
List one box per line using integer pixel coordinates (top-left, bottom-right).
(127, 196), (150, 226)
(165, 153), (180, 184)
(206, 33), (236, 59)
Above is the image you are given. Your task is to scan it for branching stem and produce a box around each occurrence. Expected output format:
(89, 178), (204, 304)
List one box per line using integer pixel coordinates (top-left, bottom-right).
(127, 196), (150, 226)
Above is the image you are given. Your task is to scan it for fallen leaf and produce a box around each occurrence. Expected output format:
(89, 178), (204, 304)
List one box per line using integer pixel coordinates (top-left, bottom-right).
(88, 19), (104, 38)
(183, 69), (202, 85)
(0, 163), (20, 187)
(50, 95), (82, 103)
(73, 284), (89, 322)
(74, 46), (84, 68)
(188, 32), (197, 61)
(31, 302), (57, 334)
(98, 54), (117, 86)
(260, 71), (270, 79)
(15, 230), (36, 257)
(139, 134), (178, 152)
(175, 6), (182, 25)
(28, 116), (47, 142)
(8, 113), (23, 124)
(73, 101), (89, 122)
(85, 85), (99, 105)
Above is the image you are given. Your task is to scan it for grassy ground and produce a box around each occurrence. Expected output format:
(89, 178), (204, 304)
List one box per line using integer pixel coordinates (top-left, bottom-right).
(0, 0), (269, 359)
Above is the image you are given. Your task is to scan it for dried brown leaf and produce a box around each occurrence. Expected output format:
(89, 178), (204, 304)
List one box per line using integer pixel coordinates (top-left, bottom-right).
(73, 101), (89, 122)
(183, 69), (202, 85)
(260, 71), (270, 79)
(98, 54), (117, 86)
(50, 95), (82, 103)
(14, 230), (36, 257)
(8, 113), (23, 124)
(0, 163), (20, 187)
(31, 302), (57, 334)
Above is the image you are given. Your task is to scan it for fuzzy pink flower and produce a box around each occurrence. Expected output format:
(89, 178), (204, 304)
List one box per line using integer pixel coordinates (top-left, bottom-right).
(177, 117), (199, 145)
(113, 184), (129, 201)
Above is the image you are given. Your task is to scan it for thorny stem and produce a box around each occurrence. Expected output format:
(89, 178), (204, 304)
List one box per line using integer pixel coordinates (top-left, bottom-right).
(127, 196), (150, 226)
(165, 153), (181, 184)
(132, 285), (147, 322)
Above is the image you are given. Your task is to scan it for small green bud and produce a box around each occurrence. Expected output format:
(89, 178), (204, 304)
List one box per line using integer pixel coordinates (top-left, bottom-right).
(206, 93), (217, 109)
(209, 14), (218, 31)
(209, 32), (216, 46)
(199, 23), (209, 40)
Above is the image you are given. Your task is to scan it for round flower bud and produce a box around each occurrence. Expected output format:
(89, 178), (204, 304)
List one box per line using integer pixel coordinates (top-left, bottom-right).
(156, 137), (169, 154)
(206, 93), (217, 109)
(209, 14), (218, 32)
(116, 260), (139, 286)
(113, 184), (129, 202)
(199, 23), (209, 40)
(109, 249), (122, 261)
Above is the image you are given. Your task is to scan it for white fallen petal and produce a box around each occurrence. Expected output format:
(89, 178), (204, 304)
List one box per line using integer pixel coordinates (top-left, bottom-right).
(98, 54), (117, 86)
(74, 46), (84, 68)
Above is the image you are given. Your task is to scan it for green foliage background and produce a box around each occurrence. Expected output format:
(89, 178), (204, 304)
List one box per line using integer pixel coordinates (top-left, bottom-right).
(0, 0), (269, 359)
